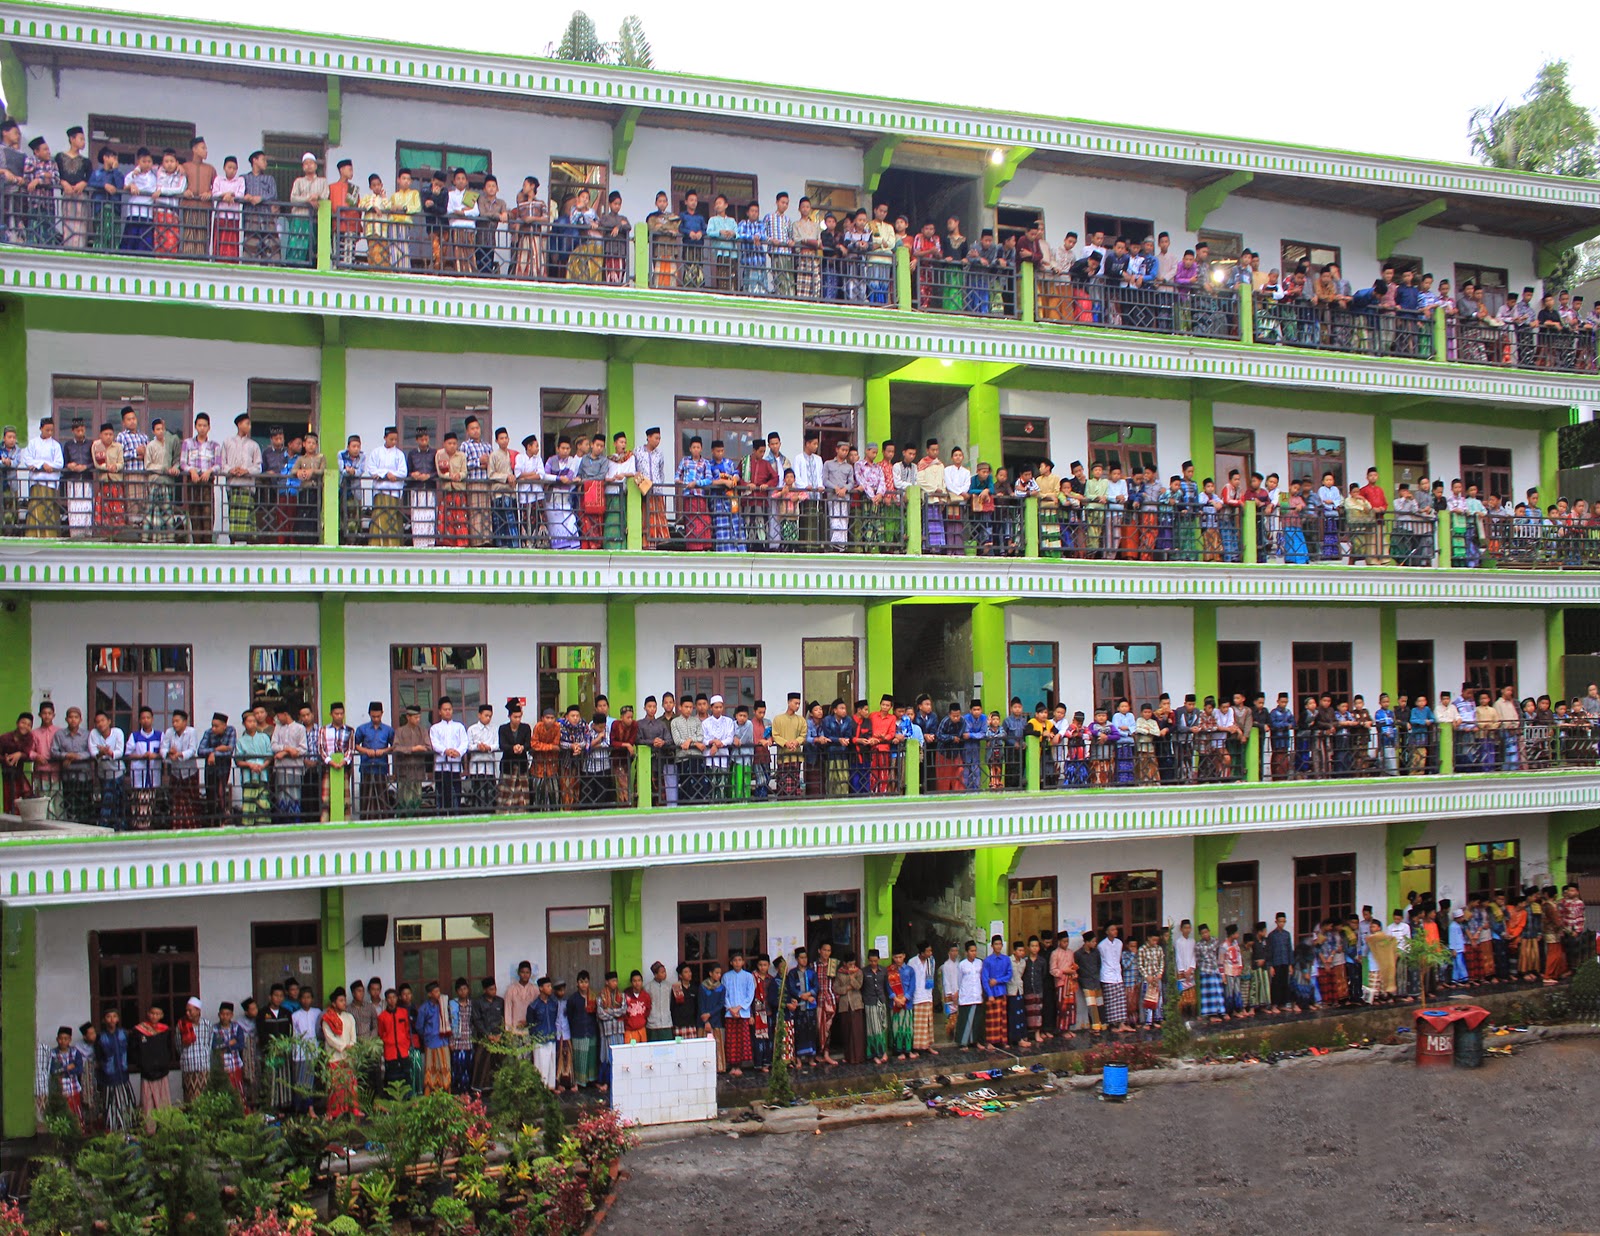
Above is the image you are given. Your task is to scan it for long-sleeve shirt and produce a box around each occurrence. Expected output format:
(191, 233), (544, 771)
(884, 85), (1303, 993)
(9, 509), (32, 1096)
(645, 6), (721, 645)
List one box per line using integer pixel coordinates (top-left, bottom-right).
(525, 994), (561, 1043)
(980, 951), (1012, 999)
(956, 957), (984, 1005)
(722, 967), (756, 1018)
(429, 719), (468, 772)
(643, 976), (675, 1029)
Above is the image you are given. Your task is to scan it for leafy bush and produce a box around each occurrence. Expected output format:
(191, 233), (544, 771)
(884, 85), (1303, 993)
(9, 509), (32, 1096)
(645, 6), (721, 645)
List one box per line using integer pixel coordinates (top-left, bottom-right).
(1568, 958), (1600, 1023)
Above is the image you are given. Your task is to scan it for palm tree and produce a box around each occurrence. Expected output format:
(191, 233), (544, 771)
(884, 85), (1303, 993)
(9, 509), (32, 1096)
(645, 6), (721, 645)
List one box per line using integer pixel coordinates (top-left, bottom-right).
(615, 15), (653, 69)
(549, 11), (654, 69)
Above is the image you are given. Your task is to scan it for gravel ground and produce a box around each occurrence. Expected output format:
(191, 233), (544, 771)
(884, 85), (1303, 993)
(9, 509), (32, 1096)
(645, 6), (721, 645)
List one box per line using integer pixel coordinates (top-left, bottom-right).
(604, 1037), (1600, 1236)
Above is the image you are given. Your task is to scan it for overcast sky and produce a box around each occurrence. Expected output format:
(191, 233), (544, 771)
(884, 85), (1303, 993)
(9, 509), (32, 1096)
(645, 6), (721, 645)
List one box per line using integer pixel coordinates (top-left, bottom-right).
(39, 0), (1600, 167)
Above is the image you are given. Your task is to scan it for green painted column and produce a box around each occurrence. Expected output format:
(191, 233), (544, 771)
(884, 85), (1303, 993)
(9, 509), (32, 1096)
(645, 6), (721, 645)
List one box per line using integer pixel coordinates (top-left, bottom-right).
(0, 598), (31, 729)
(971, 600), (1007, 715)
(1189, 389), (1214, 481)
(1372, 413), (1393, 501)
(894, 246), (912, 312)
(1237, 283), (1252, 343)
(1, 906), (36, 1139)
(1192, 834), (1237, 933)
(607, 354), (637, 444)
(967, 383), (1002, 475)
(634, 745), (652, 809)
(319, 595), (346, 822)
(624, 482), (643, 552)
(0, 296), (26, 451)
(606, 599), (638, 707)
(1539, 418), (1560, 507)
(1436, 512), (1452, 568)
(1385, 821), (1428, 919)
(1019, 261), (1036, 325)
(973, 846), (1022, 941)
(320, 318), (346, 547)
(864, 374), (891, 451)
(1378, 605), (1397, 700)
(1023, 495), (1040, 558)
(611, 869), (644, 981)
(1193, 602), (1218, 707)
(866, 601), (894, 706)
(1244, 729), (1261, 783)
(320, 888), (346, 999)
(314, 199), (332, 272)
(1024, 737), (1041, 792)
(904, 739), (921, 796)
(1438, 723), (1454, 775)
(905, 485), (923, 555)
(1242, 503), (1257, 565)
(633, 228), (649, 289)
(1547, 607), (1566, 701)
(1549, 812), (1597, 890)
(864, 853), (904, 957)
(1431, 306), (1447, 361)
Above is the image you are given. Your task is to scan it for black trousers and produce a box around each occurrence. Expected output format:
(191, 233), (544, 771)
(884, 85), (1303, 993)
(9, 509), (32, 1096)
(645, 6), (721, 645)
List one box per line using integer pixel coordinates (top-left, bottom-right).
(1269, 964), (1291, 1007)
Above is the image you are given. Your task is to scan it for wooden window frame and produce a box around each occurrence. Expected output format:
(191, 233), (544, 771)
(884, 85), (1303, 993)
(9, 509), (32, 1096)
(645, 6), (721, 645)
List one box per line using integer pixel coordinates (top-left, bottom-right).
(1086, 421), (1157, 479)
(1286, 433), (1347, 490)
(1454, 263), (1510, 314)
(1084, 212), (1154, 246)
(1400, 845), (1437, 905)
(52, 375), (196, 439)
(1465, 840), (1521, 902)
(247, 379), (320, 442)
(262, 131), (329, 201)
(1396, 640), (1436, 706)
(1291, 642), (1353, 703)
(1007, 875), (1058, 944)
(1213, 427), (1256, 485)
(1464, 641), (1518, 696)
(1007, 641), (1060, 713)
(1217, 641), (1262, 707)
(674, 396), (763, 466)
(390, 643), (489, 725)
(86, 114), (197, 164)
(1280, 240), (1342, 274)
(1459, 445), (1512, 502)
(88, 925), (200, 1029)
(1091, 642), (1163, 713)
(397, 140), (493, 191)
(394, 384), (493, 449)
(802, 404), (859, 459)
(677, 898), (767, 986)
(537, 642), (601, 721)
(548, 157), (609, 213)
(1215, 861), (1259, 933)
(540, 389), (606, 453)
(545, 905), (611, 987)
(803, 889), (862, 959)
(250, 919), (322, 1002)
(87, 643), (193, 736)
(670, 167), (760, 215)
(1089, 870), (1163, 944)
(674, 644), (763, 715)
(1392, 441), (1430, 489)
(803, 181), (861, 219)
(248, 645), (319, 719)
(1293, 853), (1356, 937)
(394, 913), (496, 991)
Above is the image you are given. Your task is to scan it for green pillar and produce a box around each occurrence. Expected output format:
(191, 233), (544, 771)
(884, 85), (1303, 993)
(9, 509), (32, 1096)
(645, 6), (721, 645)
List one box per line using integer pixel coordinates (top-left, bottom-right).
(1437, 511), (1452, 568)
(866, 601), (894, 706)
(904, 739), (921, 796)
(320, 888), (346, 999)
(1193, 602), (1218, 707)
(607, 353), (637, 444)
(1020, 261), (1036, 326)
(610, 869), (644, 981)
(1547, 607), (1566, 701)
(1237, 283), (1253, 343)
(633, 227), (650, 289)
(967, 383), (1002, 475)
(1, 907), (36, 1139)
(319, 595), (346, 821)
(1549, 812), (1597, 890)
(1192, 834), (1238, 934)
(624, 482), (643, 552)
(1378, 605), (1397, 700)
(973, 846), (1022, 942)
(1189, 389), (1214, 481)
(314, 199), (332, 272)
(894, 246), (912, 312)
(606, 599), (638, 707)
(0, 296), (26, 451)
(1023, 495), (1040, 558)
(1024, 737), (1041, 792)
(1539, 418), (1560, 508)
(905, 485), (923, 555)
(1431, 306), (1447, 361)
(864, 853), (904, 958)
(320, 318), (346, 547)
(1373, 413), (1393, 502)
(971, 600), (1007, 715)
(1438, 723), (1454, 775)
(1242, 504), (1257, 565)
(1244, 729), (1261, 782)
(1385, 821), (1428, 919)
(865, 375), (891, 452)
(0, 598), (31, 729)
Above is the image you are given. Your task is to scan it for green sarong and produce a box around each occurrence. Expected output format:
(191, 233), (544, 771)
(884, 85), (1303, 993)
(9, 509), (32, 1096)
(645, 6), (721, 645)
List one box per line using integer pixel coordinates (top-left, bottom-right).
(864, 1003), (887, 1059)
(890, 1006), (914, 1054)
(571, 1036), (597, 1086)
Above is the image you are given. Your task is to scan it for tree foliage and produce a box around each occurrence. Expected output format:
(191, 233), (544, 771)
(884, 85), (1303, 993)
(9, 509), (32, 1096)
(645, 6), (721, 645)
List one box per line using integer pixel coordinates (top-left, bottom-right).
(615, 15), (653, 69)
(549, 11), (654, 69)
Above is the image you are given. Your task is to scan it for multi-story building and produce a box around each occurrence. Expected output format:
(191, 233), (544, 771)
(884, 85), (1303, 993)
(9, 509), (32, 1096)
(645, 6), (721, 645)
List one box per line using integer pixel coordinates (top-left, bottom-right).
(3, 2), (1600, 1135)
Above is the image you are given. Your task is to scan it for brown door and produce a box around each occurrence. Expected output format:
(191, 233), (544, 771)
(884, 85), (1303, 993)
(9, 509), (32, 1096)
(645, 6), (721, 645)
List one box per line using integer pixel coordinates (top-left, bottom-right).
(1294, 854), (1355, 936)
(1009, 876), (1058, 943)
(1293, 642), (1352, 701)
(251, 921), (322, 1001)
(1215, 862), (1258, 934)
(678, 898), (766, 986)
(546, 906), (611, 987)
(1090, 871), (1163, 944)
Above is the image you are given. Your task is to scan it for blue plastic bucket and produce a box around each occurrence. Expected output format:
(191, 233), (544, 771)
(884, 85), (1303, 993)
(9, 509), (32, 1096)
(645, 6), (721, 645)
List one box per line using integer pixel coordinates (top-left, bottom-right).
(1101, 1063), (1129, 1098)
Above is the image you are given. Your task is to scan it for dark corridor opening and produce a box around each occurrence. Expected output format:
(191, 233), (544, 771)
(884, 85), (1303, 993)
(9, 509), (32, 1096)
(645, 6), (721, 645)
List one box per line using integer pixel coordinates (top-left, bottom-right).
(893, 603), (974, 715)
(874, 168), (982, 237)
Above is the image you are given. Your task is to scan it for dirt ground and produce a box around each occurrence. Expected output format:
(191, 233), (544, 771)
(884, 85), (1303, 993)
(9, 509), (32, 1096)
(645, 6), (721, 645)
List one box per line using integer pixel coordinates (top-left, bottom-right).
(604, 1037), (1600, 1236)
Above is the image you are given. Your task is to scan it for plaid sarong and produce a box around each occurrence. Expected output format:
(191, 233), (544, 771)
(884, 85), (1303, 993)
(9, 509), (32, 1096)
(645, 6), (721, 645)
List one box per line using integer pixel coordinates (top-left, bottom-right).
(911, 1002), (934, 1050)
(1198, 971), (1225, 1017)
(1102, 982), (1127, 1024)
(984, 996), (1007, 1043)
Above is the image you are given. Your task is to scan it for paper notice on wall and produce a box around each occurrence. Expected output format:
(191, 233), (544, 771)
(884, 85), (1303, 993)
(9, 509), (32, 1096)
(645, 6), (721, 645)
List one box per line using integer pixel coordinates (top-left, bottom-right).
(989, 920), (1004, 942)
(298, 956), (314, 975)
(873, 935), (889, 958)
(589, 937), (604, 955)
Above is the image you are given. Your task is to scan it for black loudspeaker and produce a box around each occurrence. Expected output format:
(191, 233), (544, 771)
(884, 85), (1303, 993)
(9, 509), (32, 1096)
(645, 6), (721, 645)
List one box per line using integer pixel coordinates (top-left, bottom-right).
(361, 914), (389, 949)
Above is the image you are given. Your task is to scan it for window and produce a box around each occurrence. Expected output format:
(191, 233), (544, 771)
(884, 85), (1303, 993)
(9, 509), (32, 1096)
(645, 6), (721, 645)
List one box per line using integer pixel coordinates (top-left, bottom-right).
(399, 141), (492, 190)
(537, 643), (600, 720)
(86, 114), (196, 164)
(1092, 643), (1162, 712)
(89, 926), (199, 1029)
(1217, 641), (1261, 706)
(805, 182), (861, 218)
(541, 389), (605, 453)
(1085, 212), (1153, 245)
(1286, 434), (1346, 489)
(395, 915), (495, 991)
(1464, 641), (1518, 696)
(548, 158), (608, 213)
(1087, 422), (1157, 477)
(674, 397), (761, 465)
(1454, 263), (1509, 314)
(675, 645), (761, 714)
(1292, 642), (1352, 702)
(1215, 862), (1259, 933)
(802, 638), (858, 711)
(1001, 414), (1051, 478)
(997, 204), (1043, 250)
(1293, 854), (1355, 936)
(1008, 642), (1058, 712)
(87, 644), (192, 736)
(671, 168), (759, 214)
(803, 405), (858, 459)
(52, 377), (194, 438)
(1008, 876), (1057, 944)
(1465, 840), (1521, 902)
(1280, 241), (1341, 274)
(1397, 640), (1435, 705)
(1387, 253), (1423, 279)
(1460, 446), (1512, 501)
(546, 907), (611, 987)
(396, 385), (492, 447)
(390, 644), (488, 724)
(804, 890), (861, 958)
(263, 132), (328, 201)
(1400, 846), (1436, 906)
(247, 380), (319, 447)
(1198, 229), (1244, 280)
(1213, 428), (1254, 486)
(249, 646), (318, 718)
(251, 921), (321, 1004)
(678, 898), (766, 985)
(1090, 871), (1162, 944)
(1393, 442), (1429, 489)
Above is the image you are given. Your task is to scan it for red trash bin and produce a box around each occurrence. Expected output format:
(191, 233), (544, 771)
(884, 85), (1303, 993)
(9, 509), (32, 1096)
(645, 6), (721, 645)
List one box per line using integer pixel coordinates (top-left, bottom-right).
(1414, 1008), (1462, 1066)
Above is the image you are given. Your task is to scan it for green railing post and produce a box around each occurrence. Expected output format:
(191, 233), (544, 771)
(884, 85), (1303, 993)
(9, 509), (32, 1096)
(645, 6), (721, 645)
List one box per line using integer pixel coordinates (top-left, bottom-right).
(315, 199), (331, 273)
(1023, 495), (1040, 558)
(624, 481), (643, 552)
(1242, 505), (1258, 565)
(906, 485), (923, 554)
(904, 741), (921, 796)
(894, 246), (912, 312)
(1431, 305), (1447, 361)
(1438, 723), (1454, 776)
(1238, 281), (1253, 342)
(635, 745), (652, 809)
(1244, 729), (1261, 783)
(1438, 512), (1453, 569)
(1020, 261), (1036, 325)
(634, 227), (649, 289)
(1025, 736), (1041, 792)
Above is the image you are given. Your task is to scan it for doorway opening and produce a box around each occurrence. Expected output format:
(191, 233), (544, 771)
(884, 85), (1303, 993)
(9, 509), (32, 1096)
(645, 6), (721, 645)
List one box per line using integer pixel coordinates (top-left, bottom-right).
(874, 168), (982, 238)
(893, 604), (976, 715)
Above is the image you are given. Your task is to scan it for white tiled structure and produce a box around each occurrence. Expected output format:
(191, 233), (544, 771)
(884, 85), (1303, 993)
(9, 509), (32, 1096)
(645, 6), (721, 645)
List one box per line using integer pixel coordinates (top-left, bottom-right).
(609, 1037), (718, 1127)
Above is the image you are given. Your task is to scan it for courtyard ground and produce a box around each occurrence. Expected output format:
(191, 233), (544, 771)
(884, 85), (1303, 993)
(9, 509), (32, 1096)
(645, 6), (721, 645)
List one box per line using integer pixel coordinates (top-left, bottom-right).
(604, 1036), (1600, 1236)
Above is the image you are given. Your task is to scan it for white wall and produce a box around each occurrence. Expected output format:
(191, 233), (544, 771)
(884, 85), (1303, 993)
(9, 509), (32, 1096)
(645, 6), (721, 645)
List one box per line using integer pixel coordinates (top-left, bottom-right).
(1003, 167), (1186, 254)
(32, 600), (319, 724)
(1212, 403), (1377, 489)
(999, 390), (1191, 477)
(1390, 416), (1541, 502)
(1395, 608), (1547, 701)
(639, 855), (865, 970)
(1007, 605), (1194, 708)
(343, 601), (606, 718)
(1011, 835), (1196, 942)
(24, 331), (319, 432)
(1217, 605), (1380, 704)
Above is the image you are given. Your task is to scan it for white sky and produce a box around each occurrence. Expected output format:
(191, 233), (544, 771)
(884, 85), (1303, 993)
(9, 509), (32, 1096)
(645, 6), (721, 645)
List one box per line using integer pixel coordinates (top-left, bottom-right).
(32, 0), (1600, 167)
